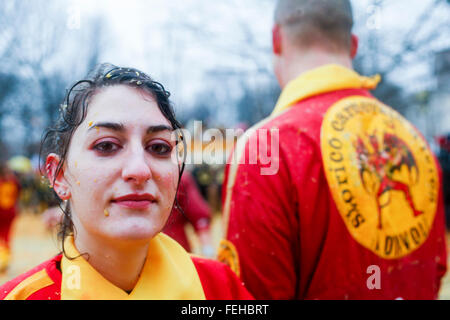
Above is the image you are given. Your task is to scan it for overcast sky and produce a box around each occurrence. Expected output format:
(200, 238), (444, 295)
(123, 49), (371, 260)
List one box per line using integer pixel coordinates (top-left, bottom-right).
(65, 0), (449, 102)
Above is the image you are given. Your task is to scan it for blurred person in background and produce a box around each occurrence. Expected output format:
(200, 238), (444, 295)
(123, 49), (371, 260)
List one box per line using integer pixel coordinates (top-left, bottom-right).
(0, 163), (21, 273)
(41, 203), (64, 231)
(218, 0), (447, 299)
(192, 164), (213, 199)
(163, 169), (214, 257)
(436, 134), (450, 229)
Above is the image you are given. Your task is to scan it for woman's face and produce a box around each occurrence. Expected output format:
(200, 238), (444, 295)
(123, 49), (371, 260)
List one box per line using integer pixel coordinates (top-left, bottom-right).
(53, 85), (179, 242)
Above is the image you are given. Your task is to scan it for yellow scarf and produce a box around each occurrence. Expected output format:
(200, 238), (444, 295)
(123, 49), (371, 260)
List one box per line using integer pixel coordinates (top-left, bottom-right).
(272, 64), (381, 116)
(61, 234), (206, 300)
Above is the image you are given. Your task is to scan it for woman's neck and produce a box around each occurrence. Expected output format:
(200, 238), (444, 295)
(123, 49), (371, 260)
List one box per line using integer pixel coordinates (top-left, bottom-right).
(74, 231), (150, 292)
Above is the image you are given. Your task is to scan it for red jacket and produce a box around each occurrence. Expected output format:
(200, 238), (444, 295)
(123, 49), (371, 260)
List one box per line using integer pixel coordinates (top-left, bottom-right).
(219, 65), (447, 300)
(0, 254), (253, 300)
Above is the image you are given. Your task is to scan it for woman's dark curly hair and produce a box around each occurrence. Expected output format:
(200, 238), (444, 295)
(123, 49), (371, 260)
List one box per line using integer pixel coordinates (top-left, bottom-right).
(39, 63), (186, 258)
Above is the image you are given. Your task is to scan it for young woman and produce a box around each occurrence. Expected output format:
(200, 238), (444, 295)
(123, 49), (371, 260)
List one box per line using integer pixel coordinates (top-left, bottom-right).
(0, 64), (252, 300)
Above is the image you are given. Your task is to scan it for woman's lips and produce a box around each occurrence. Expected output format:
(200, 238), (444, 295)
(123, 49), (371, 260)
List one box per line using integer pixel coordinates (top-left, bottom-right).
(111, 193), (156, 210)
(112, 200), (154, 209)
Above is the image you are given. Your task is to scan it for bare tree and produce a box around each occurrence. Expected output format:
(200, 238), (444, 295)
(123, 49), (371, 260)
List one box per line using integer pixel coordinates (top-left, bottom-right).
(0, 0), (105, 156)
(135, 0), (276, 126)
(354, 0), (450, 92)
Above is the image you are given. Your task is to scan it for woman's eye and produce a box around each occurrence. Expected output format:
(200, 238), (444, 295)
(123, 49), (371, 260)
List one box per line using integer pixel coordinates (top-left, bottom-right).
(93, 141), (120, 154)
(148, 143), (172, 156)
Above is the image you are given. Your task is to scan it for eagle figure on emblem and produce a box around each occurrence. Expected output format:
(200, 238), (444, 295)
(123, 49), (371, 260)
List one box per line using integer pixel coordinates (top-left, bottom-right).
(354, 131), (422, 229)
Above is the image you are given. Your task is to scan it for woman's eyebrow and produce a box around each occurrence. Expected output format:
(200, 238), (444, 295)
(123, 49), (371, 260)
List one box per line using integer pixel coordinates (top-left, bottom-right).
(88, 122), (125, 132)
(146, 125), (173, 134)
(87, 122), (172, 133)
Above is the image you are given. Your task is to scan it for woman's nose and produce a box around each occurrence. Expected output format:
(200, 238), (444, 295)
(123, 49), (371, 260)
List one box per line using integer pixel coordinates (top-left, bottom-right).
(121, 148), (152, 185)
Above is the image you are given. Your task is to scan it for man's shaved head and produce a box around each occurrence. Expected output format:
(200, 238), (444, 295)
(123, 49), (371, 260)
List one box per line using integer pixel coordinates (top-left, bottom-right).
(274, 0), (354, 53)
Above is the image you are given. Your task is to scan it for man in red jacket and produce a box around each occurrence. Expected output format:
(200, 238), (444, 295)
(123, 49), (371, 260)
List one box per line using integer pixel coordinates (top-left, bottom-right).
(218, 0), (447, 299)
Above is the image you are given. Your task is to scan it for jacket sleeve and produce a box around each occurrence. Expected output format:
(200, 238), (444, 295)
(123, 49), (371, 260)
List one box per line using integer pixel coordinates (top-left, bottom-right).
(192, 256), (254, 300)
(0, 255), (62, 300)
(220, 127), (317, 299)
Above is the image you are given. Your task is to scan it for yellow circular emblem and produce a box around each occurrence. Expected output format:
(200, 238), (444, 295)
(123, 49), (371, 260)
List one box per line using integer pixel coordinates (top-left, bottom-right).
(217, 239), (240, 277)
(321, 97), (439, 259)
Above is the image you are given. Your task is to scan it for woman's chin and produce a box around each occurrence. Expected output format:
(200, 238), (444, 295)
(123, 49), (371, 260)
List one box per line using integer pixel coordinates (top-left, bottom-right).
(103, 219), (163, 242)
(111, 231), (155, 242)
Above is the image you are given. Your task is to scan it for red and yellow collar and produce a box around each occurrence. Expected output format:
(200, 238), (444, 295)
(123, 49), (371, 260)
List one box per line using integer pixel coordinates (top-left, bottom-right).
(272, 64), (381, 116)
(61, 234), (206, 300)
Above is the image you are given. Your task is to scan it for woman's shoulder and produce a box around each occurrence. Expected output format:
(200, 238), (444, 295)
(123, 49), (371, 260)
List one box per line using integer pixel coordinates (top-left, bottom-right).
(0, 254), (62, 300)
(190, 255), (254, 300)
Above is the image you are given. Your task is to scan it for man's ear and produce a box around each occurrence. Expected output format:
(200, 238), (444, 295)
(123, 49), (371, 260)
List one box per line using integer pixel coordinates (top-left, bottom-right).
(272, 24), (282, 55)
(350, 34), (358, 59)
(46, 153), (71, 201)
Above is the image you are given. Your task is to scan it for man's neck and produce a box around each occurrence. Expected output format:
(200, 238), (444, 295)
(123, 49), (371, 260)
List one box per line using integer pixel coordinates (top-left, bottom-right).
(279, 49), (353, 89)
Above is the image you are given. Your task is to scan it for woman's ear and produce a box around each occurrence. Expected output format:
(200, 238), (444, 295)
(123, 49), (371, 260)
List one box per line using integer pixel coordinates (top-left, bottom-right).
(46, 153), (71, 201)
(173, 130), (186, 168)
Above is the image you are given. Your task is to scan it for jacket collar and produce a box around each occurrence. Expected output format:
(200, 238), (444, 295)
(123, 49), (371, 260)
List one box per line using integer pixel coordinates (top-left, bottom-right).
(60, 234), (206, 300)
(272, 64), (380, 116)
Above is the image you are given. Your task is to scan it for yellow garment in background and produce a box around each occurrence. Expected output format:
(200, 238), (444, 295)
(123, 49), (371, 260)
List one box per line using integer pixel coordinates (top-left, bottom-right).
(0, 243), (10, 272)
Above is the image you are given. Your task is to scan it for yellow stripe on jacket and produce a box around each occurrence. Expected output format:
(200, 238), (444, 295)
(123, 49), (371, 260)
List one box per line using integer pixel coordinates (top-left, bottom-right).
(4, 269), (54, 300)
